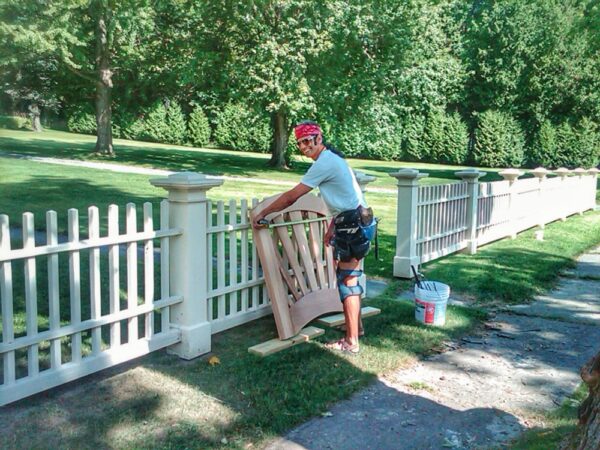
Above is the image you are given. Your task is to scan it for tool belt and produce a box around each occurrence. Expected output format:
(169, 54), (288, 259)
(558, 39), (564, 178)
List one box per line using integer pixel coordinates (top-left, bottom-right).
(332, 206), (378, 262)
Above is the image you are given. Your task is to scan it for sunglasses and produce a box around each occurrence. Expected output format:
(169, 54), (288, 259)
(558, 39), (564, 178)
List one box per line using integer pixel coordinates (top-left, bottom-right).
(296, 135), (316, 147)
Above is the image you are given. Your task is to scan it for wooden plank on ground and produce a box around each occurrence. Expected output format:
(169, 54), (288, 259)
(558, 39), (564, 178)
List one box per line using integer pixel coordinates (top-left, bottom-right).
(316, 306), (381, 328)
(248, 326), (324, 357)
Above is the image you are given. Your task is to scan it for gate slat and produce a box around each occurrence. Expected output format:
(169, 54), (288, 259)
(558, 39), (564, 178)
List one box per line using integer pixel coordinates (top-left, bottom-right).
(288, 211), (319, 292)
(307, 212), (327, 289)
(217, 201), (226, 319)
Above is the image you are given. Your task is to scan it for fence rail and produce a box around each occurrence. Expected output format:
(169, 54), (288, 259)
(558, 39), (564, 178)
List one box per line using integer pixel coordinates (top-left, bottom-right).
(392, 167), (599, 278)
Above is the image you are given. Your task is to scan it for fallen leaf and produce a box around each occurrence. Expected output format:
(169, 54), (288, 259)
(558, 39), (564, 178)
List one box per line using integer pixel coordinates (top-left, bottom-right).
(208, 355), (221, 366)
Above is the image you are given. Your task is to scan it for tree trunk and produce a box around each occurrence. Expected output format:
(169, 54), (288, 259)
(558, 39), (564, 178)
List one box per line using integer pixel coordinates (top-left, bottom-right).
(268, 109), (289, 169)
(571, 350), (600, 449)
(28, 102), (42, 132)
(93, 3), (114, 156)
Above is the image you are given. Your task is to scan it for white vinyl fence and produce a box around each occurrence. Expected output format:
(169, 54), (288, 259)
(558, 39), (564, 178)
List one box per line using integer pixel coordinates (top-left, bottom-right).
(391, 167), (599, 278)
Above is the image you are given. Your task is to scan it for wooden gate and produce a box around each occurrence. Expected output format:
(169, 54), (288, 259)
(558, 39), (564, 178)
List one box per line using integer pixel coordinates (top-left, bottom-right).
(250, 193), (342, 340)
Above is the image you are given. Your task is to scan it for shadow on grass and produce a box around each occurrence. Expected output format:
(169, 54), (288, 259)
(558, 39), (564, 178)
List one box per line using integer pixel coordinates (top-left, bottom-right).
(0, 296), (509, 450)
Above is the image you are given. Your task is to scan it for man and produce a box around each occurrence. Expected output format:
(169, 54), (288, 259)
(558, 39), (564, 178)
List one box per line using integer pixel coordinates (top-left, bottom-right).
(252, 121), (375, 354)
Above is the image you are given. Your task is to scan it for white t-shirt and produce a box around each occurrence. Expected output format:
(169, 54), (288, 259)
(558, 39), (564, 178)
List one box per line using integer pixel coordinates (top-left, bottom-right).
(300, 149), (366, 215)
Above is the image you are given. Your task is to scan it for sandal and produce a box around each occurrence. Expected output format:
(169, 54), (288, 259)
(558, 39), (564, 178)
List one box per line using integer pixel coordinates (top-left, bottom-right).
(325, 338), (360, 355)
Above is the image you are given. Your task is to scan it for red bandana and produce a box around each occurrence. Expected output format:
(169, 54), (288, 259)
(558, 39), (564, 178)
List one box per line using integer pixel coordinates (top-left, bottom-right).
(294, 123), (322, 140)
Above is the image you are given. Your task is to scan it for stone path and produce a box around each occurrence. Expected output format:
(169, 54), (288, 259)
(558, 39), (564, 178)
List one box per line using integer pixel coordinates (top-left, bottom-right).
(266, 246), (600, 450)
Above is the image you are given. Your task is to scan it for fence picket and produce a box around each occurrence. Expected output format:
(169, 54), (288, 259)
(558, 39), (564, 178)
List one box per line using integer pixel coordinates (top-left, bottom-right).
(217, 201), (226, 319)
(46, 211), (61, 369)
(228, 199), (238, 316)
(0, 215), (16, 384)
(207, 200), (213, 318)
(68, 209), (82, 362)
(88, 206), (102, 355)
(240, 200), (249, 312)
(23, 212), (39, 376)
(143, 203), (154, 337)
(160, 200), (170, 332)
(126, 203), (139, 342)
(251, 198), (259, 310)
(108, 205), (121, 348)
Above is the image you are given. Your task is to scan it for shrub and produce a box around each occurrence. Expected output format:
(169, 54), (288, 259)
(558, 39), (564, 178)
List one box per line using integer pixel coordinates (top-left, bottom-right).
(138, 101), (170, 143)
(441, 112), (469, 164)
(472, 110), (525, 167)
(214, 103), (270, 152)
(403, 115), (426, 161)
(333, 100), (403, 160)
(67, 106), (96, 135)
(528, 120), (557, 167)
(164, 101), (186, 145)
(571, 117), (599, 168)
(0, 115), (30, 130)
(112, 110), (137, 140)
(188, 106), (211, 147)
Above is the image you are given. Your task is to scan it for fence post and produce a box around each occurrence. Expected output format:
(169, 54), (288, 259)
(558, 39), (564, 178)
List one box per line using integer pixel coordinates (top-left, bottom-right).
(389, 169), (428, 278)
(554, 168), (571, 221)
(499, 168), (523, 239)
(150, 172), (224, 359)
(353, 170), (377, 294)
(572, 168), (588, 215)
(588, 168), (599, 211)
(455, 169), (485, 254)
(531, 167), (549, 240)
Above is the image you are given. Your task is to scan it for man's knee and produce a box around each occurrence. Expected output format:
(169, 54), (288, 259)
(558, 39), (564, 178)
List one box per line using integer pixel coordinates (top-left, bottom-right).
(336, 267), (363, 301)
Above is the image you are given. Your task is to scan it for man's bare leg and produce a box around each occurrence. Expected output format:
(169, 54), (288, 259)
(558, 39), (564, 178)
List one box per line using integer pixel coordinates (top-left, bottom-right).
(339, 258), (362, 347)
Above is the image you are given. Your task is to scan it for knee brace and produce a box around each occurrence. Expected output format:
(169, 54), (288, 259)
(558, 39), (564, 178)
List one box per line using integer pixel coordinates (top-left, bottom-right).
(336, 268), (364, 301)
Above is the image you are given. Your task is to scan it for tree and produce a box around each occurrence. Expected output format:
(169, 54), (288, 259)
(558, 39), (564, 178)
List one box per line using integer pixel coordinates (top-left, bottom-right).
(0, 0), (156, 154)
(567, 350), (600, 449)
(193, 0), (344, 168)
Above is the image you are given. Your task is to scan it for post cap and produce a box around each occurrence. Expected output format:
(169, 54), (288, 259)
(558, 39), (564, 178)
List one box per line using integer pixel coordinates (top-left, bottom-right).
(389, 168), (428, 180)
(498, 168), (523, 183)
(531, 167), (549, 179)
(455, 169), (486, 181)
(554, 167), (571, 177)
(150, 172), (224, 190)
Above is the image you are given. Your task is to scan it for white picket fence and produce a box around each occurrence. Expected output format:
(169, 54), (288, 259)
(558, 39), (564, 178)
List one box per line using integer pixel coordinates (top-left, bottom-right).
(0, 172), (278, 406)
(0, 201), (183, 406)
(391, 167), (599, 277)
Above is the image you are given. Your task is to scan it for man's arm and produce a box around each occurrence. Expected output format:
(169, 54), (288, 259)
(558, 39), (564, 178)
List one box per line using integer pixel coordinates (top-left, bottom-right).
(252, 183), (312, 228)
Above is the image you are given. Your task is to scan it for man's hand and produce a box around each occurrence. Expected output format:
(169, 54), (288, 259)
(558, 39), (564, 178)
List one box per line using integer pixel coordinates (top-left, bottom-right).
(324, 218), (335, 247)
(252, 217), (269, 230)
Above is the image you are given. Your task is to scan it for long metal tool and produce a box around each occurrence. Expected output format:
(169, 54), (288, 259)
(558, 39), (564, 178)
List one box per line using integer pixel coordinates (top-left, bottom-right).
(258, 215), (332, 229)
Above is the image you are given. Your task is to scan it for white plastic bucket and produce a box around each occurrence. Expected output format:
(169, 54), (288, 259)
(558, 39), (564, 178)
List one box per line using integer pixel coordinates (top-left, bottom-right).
(414, 281), (450, 326)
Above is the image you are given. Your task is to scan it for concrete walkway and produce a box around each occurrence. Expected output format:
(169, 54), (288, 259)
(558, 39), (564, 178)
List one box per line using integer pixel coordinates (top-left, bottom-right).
(266, 246), (600, 450)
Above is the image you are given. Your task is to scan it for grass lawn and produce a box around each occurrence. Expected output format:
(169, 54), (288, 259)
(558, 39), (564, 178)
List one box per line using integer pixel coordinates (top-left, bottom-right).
(0, 128), (509, 191)
(0, 130), (599, 449)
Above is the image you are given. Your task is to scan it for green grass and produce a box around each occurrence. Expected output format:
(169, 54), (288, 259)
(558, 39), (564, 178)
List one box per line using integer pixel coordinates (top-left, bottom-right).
(0, 128), (508, 192)
(509, 384), (588, 449)
(1, 130), (599, 449)
(0, 286), (486, 449)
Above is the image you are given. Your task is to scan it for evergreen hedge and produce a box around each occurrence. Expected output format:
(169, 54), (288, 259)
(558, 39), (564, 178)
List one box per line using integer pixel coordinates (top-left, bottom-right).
(188, 106), (211, 147)
(473, 110), (525, 168)
(214, 103), (270, 152)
